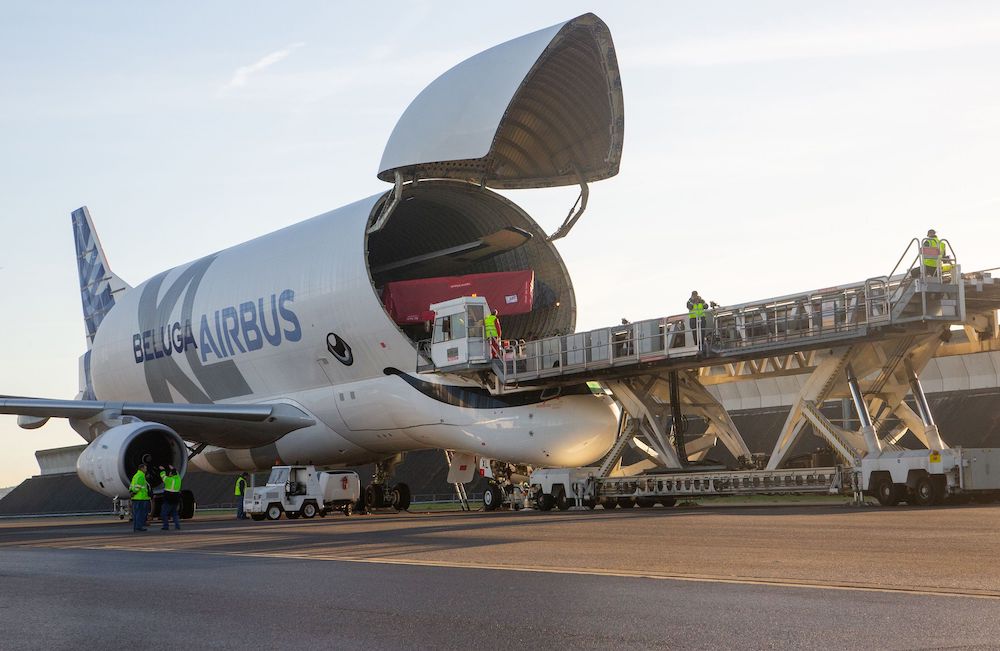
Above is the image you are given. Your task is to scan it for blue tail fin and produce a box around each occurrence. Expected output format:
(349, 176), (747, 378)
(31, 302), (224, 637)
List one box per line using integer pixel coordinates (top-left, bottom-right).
(71, 206), (131, 349)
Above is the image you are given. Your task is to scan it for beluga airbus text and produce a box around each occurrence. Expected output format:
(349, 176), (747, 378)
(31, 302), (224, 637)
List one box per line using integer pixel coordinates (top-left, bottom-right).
(0, 13), (624, 512)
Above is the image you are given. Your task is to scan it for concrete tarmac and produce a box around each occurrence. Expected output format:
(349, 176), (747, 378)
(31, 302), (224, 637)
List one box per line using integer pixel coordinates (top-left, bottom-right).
(2, 503), (1000, 650)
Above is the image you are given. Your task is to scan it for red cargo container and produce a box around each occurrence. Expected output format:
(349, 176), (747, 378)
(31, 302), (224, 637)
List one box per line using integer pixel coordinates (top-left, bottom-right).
(381, 270), (535, 324)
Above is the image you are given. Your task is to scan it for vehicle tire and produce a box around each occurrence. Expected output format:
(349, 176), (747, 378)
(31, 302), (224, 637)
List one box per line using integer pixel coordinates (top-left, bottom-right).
(483, 483), (504, 511)
(913, 476), (937, 506)
(344, 502), (353, 517)
(537, 493), (555, 511)
(250, 513), (265, 521)
(265, 504), (282, 520)
(286, 511), (300, 519)
(636, 497), (656, 508)
(617, 497), (634, 509)
(875, 477), (899, 507)
(301, 502), (318, 519)
(364, 484), (382, 510)
(555, 488), (571, 511)
(659, 497), (677, 508)
(392, 483), (411, 511)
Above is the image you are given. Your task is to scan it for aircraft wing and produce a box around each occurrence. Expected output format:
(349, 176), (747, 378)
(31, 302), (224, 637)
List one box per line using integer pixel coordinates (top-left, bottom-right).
(0, 396), (315, 449)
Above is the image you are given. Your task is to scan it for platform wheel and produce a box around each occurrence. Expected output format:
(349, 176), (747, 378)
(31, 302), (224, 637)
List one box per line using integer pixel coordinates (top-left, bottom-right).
(555, 488), (572, 511)
(617, 497), (634, 509)
(301, 502), (318, 519)
(659, 497), (677, 508)
(636, 497), (656, 508)
(265, 504), (283, 520)
(913, 476), (939, 506)
(483, 483), (504, 511)
(875, 477), (900, 507)
(537, 493), (555, 511)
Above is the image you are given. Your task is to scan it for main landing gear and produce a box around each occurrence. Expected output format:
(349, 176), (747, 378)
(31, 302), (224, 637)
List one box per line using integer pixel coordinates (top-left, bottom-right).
(359, 454), (411, 513)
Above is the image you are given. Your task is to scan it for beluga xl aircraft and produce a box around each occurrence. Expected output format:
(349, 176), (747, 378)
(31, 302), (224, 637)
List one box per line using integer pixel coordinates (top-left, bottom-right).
(0, 13), (624, 514)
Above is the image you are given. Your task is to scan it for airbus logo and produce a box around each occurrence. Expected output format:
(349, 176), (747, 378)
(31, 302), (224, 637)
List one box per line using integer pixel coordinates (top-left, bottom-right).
(133, 290), (301, 364)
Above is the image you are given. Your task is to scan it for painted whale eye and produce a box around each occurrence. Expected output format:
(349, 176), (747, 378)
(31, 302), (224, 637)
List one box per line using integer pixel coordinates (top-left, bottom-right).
(327, 333), (354, 366)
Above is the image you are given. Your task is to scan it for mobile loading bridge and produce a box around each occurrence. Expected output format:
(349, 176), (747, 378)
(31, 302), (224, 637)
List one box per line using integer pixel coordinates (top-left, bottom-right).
(419, 238), (1000, 490)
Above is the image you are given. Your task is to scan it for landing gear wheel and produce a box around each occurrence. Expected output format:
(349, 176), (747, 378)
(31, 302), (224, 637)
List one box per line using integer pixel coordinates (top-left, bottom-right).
(364, 484), (382, 511)
(265, 504), (282, 520)
(617, 498), (633, 509)
(391, 483), (411, 511)
(483, 483), (504, 511)
(301, 502), (317, 519)
(537, 493), (555, 511)
(875, 478), (900, 507)
(250, 513), (265, 521)
(913, 476), (940, 506)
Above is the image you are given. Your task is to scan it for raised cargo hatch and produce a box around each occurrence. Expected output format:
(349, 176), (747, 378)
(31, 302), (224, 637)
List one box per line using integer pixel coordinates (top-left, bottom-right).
(377, 13), (623, 189)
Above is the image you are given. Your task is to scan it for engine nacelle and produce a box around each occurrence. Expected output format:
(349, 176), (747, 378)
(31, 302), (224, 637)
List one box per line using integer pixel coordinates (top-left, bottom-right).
(76, 421), (188, 498)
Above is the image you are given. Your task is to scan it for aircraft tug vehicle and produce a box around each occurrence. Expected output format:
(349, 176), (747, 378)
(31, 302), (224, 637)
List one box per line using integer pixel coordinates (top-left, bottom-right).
(245, 466), (362, 521)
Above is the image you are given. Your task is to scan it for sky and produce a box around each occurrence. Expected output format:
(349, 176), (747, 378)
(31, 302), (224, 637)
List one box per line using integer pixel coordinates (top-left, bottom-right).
(1, 1), (999, 486)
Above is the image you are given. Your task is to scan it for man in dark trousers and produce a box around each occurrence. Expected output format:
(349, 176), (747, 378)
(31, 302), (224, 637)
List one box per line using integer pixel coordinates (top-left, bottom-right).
(235, 472), (249, 520)
(687, 291), (718, 344)
(129, 463), (150, 532)
(159, 465), (182, 530)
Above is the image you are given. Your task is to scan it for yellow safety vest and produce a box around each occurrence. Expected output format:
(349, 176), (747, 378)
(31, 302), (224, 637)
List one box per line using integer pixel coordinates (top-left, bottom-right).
(688, 302), (706, 319)
(484, 314), (499, 338)
(130, 470), (149, 501)
(922, 237), (946, 268)
(160, 471), (182, 492)
(235, 476), (247, 496)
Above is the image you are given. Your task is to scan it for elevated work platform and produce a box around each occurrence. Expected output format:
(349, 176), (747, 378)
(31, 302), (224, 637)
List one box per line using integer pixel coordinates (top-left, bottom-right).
(420, 237), (1000, 478)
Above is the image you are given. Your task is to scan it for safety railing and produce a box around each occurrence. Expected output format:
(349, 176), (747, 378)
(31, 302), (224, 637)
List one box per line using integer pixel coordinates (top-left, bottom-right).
(490, 237), (970, 385)
(496, 316), (699, 380)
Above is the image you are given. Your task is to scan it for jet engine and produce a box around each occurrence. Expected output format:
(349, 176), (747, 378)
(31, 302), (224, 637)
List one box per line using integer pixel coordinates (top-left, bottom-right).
(76, 421), (188, 498)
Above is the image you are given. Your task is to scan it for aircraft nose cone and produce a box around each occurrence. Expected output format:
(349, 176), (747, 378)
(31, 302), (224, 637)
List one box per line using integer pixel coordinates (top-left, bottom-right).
(534, 394), (618, 467)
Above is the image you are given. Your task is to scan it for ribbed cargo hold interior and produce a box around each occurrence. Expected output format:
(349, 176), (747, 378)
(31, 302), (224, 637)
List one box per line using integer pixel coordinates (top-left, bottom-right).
(366, 180), (575, 342)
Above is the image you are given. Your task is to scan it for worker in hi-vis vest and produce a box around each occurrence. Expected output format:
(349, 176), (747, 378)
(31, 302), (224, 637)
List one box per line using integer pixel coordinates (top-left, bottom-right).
(484, 309), (502, 357)
(686, 291), (716, 345)
(129, 463), (150, 532)
(921, 229), (949, 276)
(158, 465), (182, 531)
(234, 472), (249, 520)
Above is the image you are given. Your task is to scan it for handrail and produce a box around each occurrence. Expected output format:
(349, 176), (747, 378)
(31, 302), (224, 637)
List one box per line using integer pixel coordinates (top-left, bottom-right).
(887, 238), (920, 281)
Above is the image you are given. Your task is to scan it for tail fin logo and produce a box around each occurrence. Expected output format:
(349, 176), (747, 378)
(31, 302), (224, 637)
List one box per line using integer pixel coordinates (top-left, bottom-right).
(72, 207), (130, 348)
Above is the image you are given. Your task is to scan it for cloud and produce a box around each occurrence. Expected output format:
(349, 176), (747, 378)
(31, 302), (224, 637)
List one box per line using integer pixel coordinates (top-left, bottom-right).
(220, 42), (306, 94)
(627, 18), (1000, 68)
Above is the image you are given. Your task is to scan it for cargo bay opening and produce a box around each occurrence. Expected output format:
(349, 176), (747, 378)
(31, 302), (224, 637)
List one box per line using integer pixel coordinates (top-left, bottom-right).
(365, 180), (576, 346)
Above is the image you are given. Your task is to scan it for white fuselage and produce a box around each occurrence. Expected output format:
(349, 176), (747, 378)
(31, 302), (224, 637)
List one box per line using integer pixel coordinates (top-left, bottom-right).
(87, 191), (618, 473)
